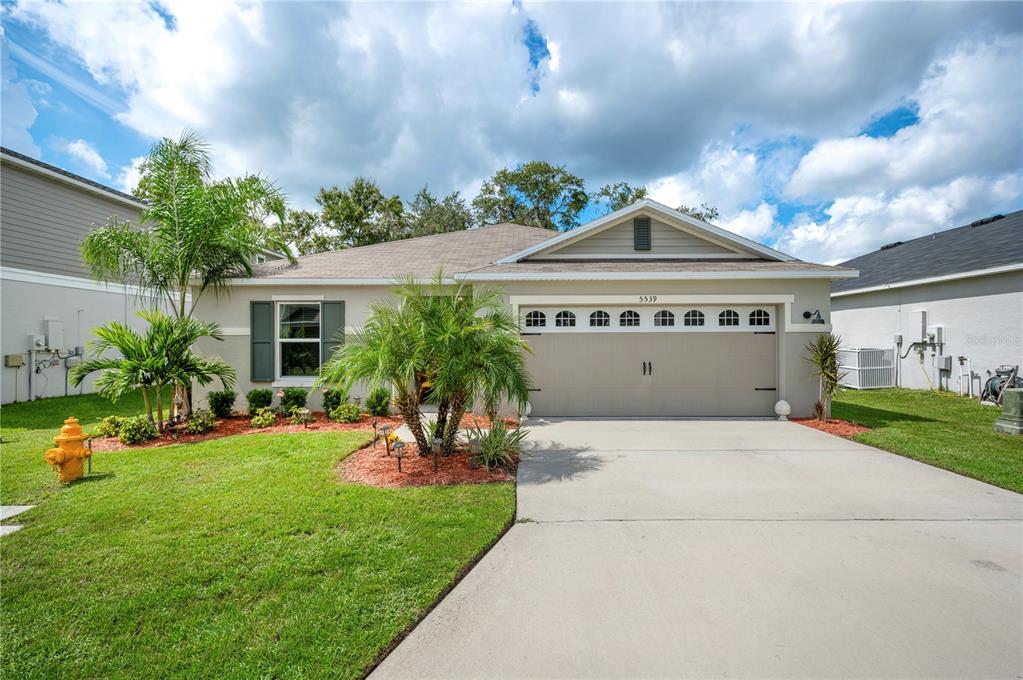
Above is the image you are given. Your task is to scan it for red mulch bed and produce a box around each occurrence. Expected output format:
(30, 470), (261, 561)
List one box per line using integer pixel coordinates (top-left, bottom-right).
(338, 440), (514, 488)
(90, 412), (401, 452)
(792, 417), (871, 437)
(458, 413), (519, 430)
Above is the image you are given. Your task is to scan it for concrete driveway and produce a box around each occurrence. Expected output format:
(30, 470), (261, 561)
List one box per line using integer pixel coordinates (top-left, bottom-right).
(372, 420), (1023, 679)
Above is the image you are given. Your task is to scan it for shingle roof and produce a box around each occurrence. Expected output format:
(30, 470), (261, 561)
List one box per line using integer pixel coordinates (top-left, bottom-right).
(250, 223), (555, 279)
(462, 259), (853, 278)
(832, 210), (1023, 293)
(1, 146), (143, 205)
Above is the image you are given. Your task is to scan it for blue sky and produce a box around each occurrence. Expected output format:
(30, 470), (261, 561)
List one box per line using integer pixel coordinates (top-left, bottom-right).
(2, 1), (1020, 263)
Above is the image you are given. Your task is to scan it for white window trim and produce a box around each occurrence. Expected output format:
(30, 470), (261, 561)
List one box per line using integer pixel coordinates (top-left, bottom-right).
(275, 301), (322, 385)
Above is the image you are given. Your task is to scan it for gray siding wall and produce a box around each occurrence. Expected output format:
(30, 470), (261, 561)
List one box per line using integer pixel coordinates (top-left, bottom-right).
(541, 218), (743, 257)
(0, 160), (142, 277)
(831, 271), (1023, 393)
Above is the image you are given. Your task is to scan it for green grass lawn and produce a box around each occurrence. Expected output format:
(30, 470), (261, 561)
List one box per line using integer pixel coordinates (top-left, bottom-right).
(834, 388), (1022, 494)
(1, 393), (515, 678)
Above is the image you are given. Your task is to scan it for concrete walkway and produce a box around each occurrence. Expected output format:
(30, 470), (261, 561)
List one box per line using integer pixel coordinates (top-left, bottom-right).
(372, 419), (1023, 679)
(0, 505), (35, 536)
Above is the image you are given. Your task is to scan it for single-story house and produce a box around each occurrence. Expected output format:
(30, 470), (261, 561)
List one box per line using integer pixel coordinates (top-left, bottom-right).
(193, 199), (857, 418)
(831, 210), (1022, 395)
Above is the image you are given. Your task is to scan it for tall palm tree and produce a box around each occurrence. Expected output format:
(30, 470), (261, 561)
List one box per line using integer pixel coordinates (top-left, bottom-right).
(804, 333), (846, 420)
(71, 310), (236, 430)
(80, 130), (292, 414)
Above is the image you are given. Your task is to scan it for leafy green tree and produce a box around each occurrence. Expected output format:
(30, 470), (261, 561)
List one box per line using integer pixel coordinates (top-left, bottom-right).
(405, 186), (474, 236)
(592, 181), (648, 214)
(472, 161), (589, 231)
(677, 202), (720, 222)
(317, 177), (407, 247)
(274, 209), (338, 255)
(71, 310), (235, 431)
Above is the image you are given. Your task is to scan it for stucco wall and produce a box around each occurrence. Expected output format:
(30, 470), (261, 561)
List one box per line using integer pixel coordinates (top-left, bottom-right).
(831, 271), (1023, 393)
(1, 278), (155, 403)
(191, 277), (834, 417)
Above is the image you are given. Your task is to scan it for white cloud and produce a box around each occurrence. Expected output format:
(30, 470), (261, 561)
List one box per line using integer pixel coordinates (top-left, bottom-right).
(1, 39), (40, 156)
(719, 203), (778, 241)
(115, 155), (145, 193)
(64, 139), (108, 176)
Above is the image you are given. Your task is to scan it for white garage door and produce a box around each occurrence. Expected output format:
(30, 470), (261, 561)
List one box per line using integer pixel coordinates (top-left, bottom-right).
(522, 306), (778, 417)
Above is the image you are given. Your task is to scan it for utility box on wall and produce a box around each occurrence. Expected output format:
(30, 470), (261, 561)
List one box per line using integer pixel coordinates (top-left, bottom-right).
(44, 318), (65, 351)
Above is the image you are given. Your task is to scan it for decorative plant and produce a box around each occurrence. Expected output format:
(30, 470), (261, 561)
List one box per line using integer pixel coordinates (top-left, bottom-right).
(329, 403), (361, 423)
(250, 407), (276, 428)
(365, 387), (392, 416)
(463, 421), (526, 469)
(317, 273), (531, 456)
(804, 333), (846, 420)
(289, 407), (315, 427)
(119, 416), (158, 445)
(208, 389), (237, 418)
(280, 387), (308, 412)
(80, 131), (293, 419)
(94, 415), (126, 439)
(70, 310), (235, 432)
(322, 386), (349, 414)
(184, 409), (217, 434)
(246, 389), (274, 415)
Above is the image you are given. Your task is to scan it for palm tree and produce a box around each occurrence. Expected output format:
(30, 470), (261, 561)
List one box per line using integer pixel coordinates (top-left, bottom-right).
(318, 274), (532, 455)
(71, 310), (236, 430)
(80, 130), (293, 414)
(804, 333), (846, 420)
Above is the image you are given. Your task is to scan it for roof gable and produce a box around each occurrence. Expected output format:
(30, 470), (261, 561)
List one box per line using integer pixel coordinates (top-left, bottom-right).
(499, 199), (796, 263)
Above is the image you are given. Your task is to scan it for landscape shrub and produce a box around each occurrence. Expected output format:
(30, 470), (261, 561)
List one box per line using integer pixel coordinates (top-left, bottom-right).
(281, 387), (307, 412)
(289, 406), (315, 427)
(94, 415), (126, 438)
(184, 409), (217, 435)
(246, 389), (273, 415)
(322, 387), (348, 414)
(465, 421), (526, 469)
(365, 387), (391, 416)
(207, 390), (237, 418)
(250, 407), (276, 428)
(329, 403), (362, 423)
(119, 416), (158, 445)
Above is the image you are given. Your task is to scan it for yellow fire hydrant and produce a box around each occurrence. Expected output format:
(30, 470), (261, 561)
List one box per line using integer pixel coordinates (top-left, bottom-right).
(44, 417), (92, 483)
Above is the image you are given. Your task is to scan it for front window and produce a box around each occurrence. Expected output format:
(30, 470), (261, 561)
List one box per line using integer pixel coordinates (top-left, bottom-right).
(555, 310), (576, 327)
(525, 311), (546, 328)
(620, 310), (640, 327)
(279, 303), (320, 377)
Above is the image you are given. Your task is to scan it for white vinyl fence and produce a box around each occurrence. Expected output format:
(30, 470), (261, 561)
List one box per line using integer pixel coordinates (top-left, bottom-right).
(838, 348), (896, 389)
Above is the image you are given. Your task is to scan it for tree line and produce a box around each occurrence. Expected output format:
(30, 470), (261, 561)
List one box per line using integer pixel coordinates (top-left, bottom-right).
(276, 161), (720, 255)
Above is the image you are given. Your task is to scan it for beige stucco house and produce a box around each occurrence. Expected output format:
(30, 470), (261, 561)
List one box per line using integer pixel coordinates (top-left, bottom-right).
(193, 199), (857, 418)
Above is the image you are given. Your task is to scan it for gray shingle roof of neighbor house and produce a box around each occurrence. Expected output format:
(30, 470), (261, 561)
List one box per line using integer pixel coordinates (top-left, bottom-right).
(832, 210), (1023, 294)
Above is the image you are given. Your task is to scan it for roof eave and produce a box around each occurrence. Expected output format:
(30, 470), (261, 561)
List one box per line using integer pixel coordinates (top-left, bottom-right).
(457, 269), (858, 282)
(832, 262), (1022, 297)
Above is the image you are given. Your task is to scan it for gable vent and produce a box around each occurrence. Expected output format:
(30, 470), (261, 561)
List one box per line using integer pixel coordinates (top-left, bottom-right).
(880, 241), (903, 251)
(633, 217), (651, 251)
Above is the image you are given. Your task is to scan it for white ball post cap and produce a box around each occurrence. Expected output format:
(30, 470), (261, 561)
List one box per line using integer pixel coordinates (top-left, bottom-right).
(774, 400), (792, 421)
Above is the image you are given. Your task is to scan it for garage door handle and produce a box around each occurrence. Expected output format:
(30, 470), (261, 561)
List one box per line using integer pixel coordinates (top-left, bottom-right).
(754, 387), (777, 391)
(649, 361), (653, 375)
(642, 361), (646, 375)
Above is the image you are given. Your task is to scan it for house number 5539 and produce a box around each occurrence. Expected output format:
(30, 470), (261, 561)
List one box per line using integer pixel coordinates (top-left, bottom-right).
(639, 295), (658, 303)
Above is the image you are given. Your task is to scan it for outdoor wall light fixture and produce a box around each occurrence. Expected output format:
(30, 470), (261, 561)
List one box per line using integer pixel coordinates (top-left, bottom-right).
(803, 310), (826, 324)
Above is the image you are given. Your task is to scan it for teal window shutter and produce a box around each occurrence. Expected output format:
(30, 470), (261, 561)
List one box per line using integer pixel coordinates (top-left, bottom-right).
(251, 301), (274, 381)
(321, 301), (345, 366)
(634, 217), (651, 251)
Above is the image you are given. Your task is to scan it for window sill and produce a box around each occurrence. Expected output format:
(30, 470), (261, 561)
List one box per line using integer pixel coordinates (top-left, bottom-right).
(272, 378), (316, 388)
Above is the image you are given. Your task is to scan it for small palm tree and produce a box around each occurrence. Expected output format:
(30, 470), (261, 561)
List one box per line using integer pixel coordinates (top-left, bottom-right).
(804, 333), (846, 420)
(71, 310), (235, 430)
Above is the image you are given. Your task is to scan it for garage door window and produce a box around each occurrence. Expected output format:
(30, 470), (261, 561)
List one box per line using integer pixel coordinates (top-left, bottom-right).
(525, 311), (546, 328)
(749, 309), (771, 326)
(718, 309), (739, 327)
(654, 310), (675, 327)
(589, 310), (610, 327)
(683, 310), (705, 327)
(555, 311), (576, 327)
(620, 310), (640, 327)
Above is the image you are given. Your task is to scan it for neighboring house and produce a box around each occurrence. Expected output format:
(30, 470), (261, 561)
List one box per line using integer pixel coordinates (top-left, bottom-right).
(831, 211), (1023, 394)
(0, 147), (285, 404)
(0, 147), (149, 404)
(192, 199), (855, 417)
